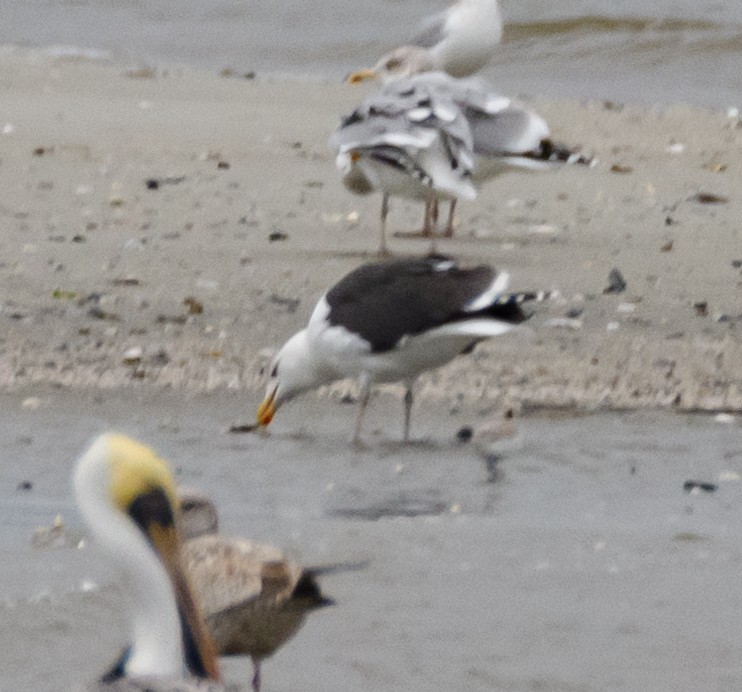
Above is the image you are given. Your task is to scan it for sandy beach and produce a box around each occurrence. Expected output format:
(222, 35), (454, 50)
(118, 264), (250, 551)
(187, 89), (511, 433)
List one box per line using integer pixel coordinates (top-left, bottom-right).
(1, 51), (742, 692)
(0, 54), (740, 412)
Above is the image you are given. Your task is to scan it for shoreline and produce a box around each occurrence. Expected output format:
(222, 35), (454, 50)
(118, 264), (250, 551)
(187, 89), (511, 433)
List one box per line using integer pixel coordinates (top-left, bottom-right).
(0, 55), (740, 413)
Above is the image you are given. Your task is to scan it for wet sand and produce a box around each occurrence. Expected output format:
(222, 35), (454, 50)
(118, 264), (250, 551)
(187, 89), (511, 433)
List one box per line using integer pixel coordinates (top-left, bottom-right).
(1, 389), (742, 691)
(0, 55), (741, 690)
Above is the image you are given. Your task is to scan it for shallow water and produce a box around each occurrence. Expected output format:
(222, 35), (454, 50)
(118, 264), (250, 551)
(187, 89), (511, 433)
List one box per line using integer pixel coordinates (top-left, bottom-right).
(1, 388), (741, 690)
(2, 0), (742, 107)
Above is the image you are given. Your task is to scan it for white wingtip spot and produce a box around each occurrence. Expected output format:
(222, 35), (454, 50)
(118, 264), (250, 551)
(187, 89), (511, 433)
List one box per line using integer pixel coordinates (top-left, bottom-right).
(465, 271), (510, 312)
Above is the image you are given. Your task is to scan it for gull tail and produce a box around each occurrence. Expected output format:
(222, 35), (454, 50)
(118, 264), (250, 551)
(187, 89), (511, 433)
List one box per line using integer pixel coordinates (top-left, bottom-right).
(484, 289), (555, 324)
(531, 139), (596, 167)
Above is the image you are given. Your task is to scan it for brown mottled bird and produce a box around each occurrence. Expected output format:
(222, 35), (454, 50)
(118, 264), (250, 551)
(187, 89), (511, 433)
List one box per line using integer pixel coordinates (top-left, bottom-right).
(178, 490), (335, 692)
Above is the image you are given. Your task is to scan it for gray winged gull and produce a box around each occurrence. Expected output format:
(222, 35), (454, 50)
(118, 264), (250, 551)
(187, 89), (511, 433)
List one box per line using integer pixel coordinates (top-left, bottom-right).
(329, 74), (476, 253)
(331, 71), (594, 249)
(257, 254), (551, 444)
(349, 0), (502, 83)
(73, 434), (225, 691)
(177, 489), (335, 692)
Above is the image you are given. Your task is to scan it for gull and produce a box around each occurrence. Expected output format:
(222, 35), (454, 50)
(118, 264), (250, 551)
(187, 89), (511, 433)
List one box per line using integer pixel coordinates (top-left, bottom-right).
(178, 489), (335, 692)
(402, 72), (596, 235)
(329, 73), (476, 254)
(332, 71), (594, 246)
(73, 434), (224, 691)
(257, 254), (551, 444)
(349, 0), (503, 83)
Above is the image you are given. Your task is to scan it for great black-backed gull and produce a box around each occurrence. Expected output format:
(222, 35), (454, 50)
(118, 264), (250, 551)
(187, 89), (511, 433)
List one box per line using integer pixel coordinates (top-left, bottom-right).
(331, 71), (593, 249)
(178, 489), (334, 692)
(349, 0), (502, 83)
(257, 255), (550, 443)
(73, 434), (224, 691)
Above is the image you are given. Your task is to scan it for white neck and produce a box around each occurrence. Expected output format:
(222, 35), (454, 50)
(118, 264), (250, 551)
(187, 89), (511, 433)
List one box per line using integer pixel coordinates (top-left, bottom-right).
(75, 444), (185, 678)
(276, 327), (335, 403)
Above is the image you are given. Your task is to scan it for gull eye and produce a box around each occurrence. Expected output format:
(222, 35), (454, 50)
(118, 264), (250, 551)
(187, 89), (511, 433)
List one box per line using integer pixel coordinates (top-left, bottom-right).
(385, 57), (402, 72)
(270, 363), (279, 378)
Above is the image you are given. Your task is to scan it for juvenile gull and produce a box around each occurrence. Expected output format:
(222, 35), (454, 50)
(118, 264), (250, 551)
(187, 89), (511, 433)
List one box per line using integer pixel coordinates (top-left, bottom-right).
(332, 71), (593, 246)
(349, 0), (502, 83)
(73, 434), (224, 691)
(257, 255), (551, 444)
(178, 489), (335, 692)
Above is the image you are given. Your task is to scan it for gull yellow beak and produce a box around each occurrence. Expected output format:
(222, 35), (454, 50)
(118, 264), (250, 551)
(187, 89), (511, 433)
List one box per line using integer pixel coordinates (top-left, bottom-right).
(346, 68), (378, 85)
(257, 386), (278, 427)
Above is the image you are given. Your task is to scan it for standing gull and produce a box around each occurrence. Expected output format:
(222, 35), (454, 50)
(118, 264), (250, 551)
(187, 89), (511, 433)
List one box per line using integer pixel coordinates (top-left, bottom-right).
(178, 489), (335, 692)
(349, 0), (503, 83)
(331, 71), (593, 248)
(73, 434), (224, 691)
(257, 255), (551, 444)
(330, 73), (476, 254)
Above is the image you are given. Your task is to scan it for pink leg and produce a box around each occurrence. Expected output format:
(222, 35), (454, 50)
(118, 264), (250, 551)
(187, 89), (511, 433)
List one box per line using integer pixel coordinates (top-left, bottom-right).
(443, 199), (457, 237)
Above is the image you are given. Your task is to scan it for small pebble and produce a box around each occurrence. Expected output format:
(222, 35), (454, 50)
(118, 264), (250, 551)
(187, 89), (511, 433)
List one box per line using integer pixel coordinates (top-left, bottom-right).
(690, 192), (728, 205)
(456, 426), (474, 443)
(604, 268), (627, 294)
(21, 397), (42, 410)
(228, 423), (258, 434)
(683, 480), (717, 494)
(617, 303), (636, 313)
(666, 142), (686, 154)
(122, 346), (143, 365)
(719, 470), (741, 481)
(544, 317), (583, 330)
(183, 297), (204, 315)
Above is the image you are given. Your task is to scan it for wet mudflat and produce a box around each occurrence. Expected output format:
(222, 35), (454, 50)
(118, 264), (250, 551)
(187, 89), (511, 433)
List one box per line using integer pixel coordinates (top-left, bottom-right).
(0, 388), (741, 691)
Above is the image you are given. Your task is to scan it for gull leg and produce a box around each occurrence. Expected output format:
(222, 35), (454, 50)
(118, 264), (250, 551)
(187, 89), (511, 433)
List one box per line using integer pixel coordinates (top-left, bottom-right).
(393, 198), (437, 241)
(379, 193), (390, 256)
(353, 374), (372, 445)
(426, 198), (438, 255)
(421, 198), (432, 235)
(403, 383), (414, 442)
(426, 198), (439, 237)
(443, 199), (457, 237)
(252, 659), (262, 692)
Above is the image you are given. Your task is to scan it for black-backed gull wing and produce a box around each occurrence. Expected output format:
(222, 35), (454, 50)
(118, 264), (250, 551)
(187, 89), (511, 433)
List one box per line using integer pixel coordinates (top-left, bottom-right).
(324, 256), (508, 352)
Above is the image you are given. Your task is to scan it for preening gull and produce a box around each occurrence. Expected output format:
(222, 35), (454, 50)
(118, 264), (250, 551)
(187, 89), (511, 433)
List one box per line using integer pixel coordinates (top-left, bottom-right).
(73, 434), (224, 691)
(331, 72), (594, 248)
(349, 0), (502, 83)
(257, 255), (551, 444)
(329, 74), (476, 253)
(178, 489), (335, 692)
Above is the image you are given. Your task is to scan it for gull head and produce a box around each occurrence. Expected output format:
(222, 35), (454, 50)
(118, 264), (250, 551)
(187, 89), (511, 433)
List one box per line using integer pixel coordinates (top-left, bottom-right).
(347, 46), (436, 85)
(257, 329), (320, 427)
